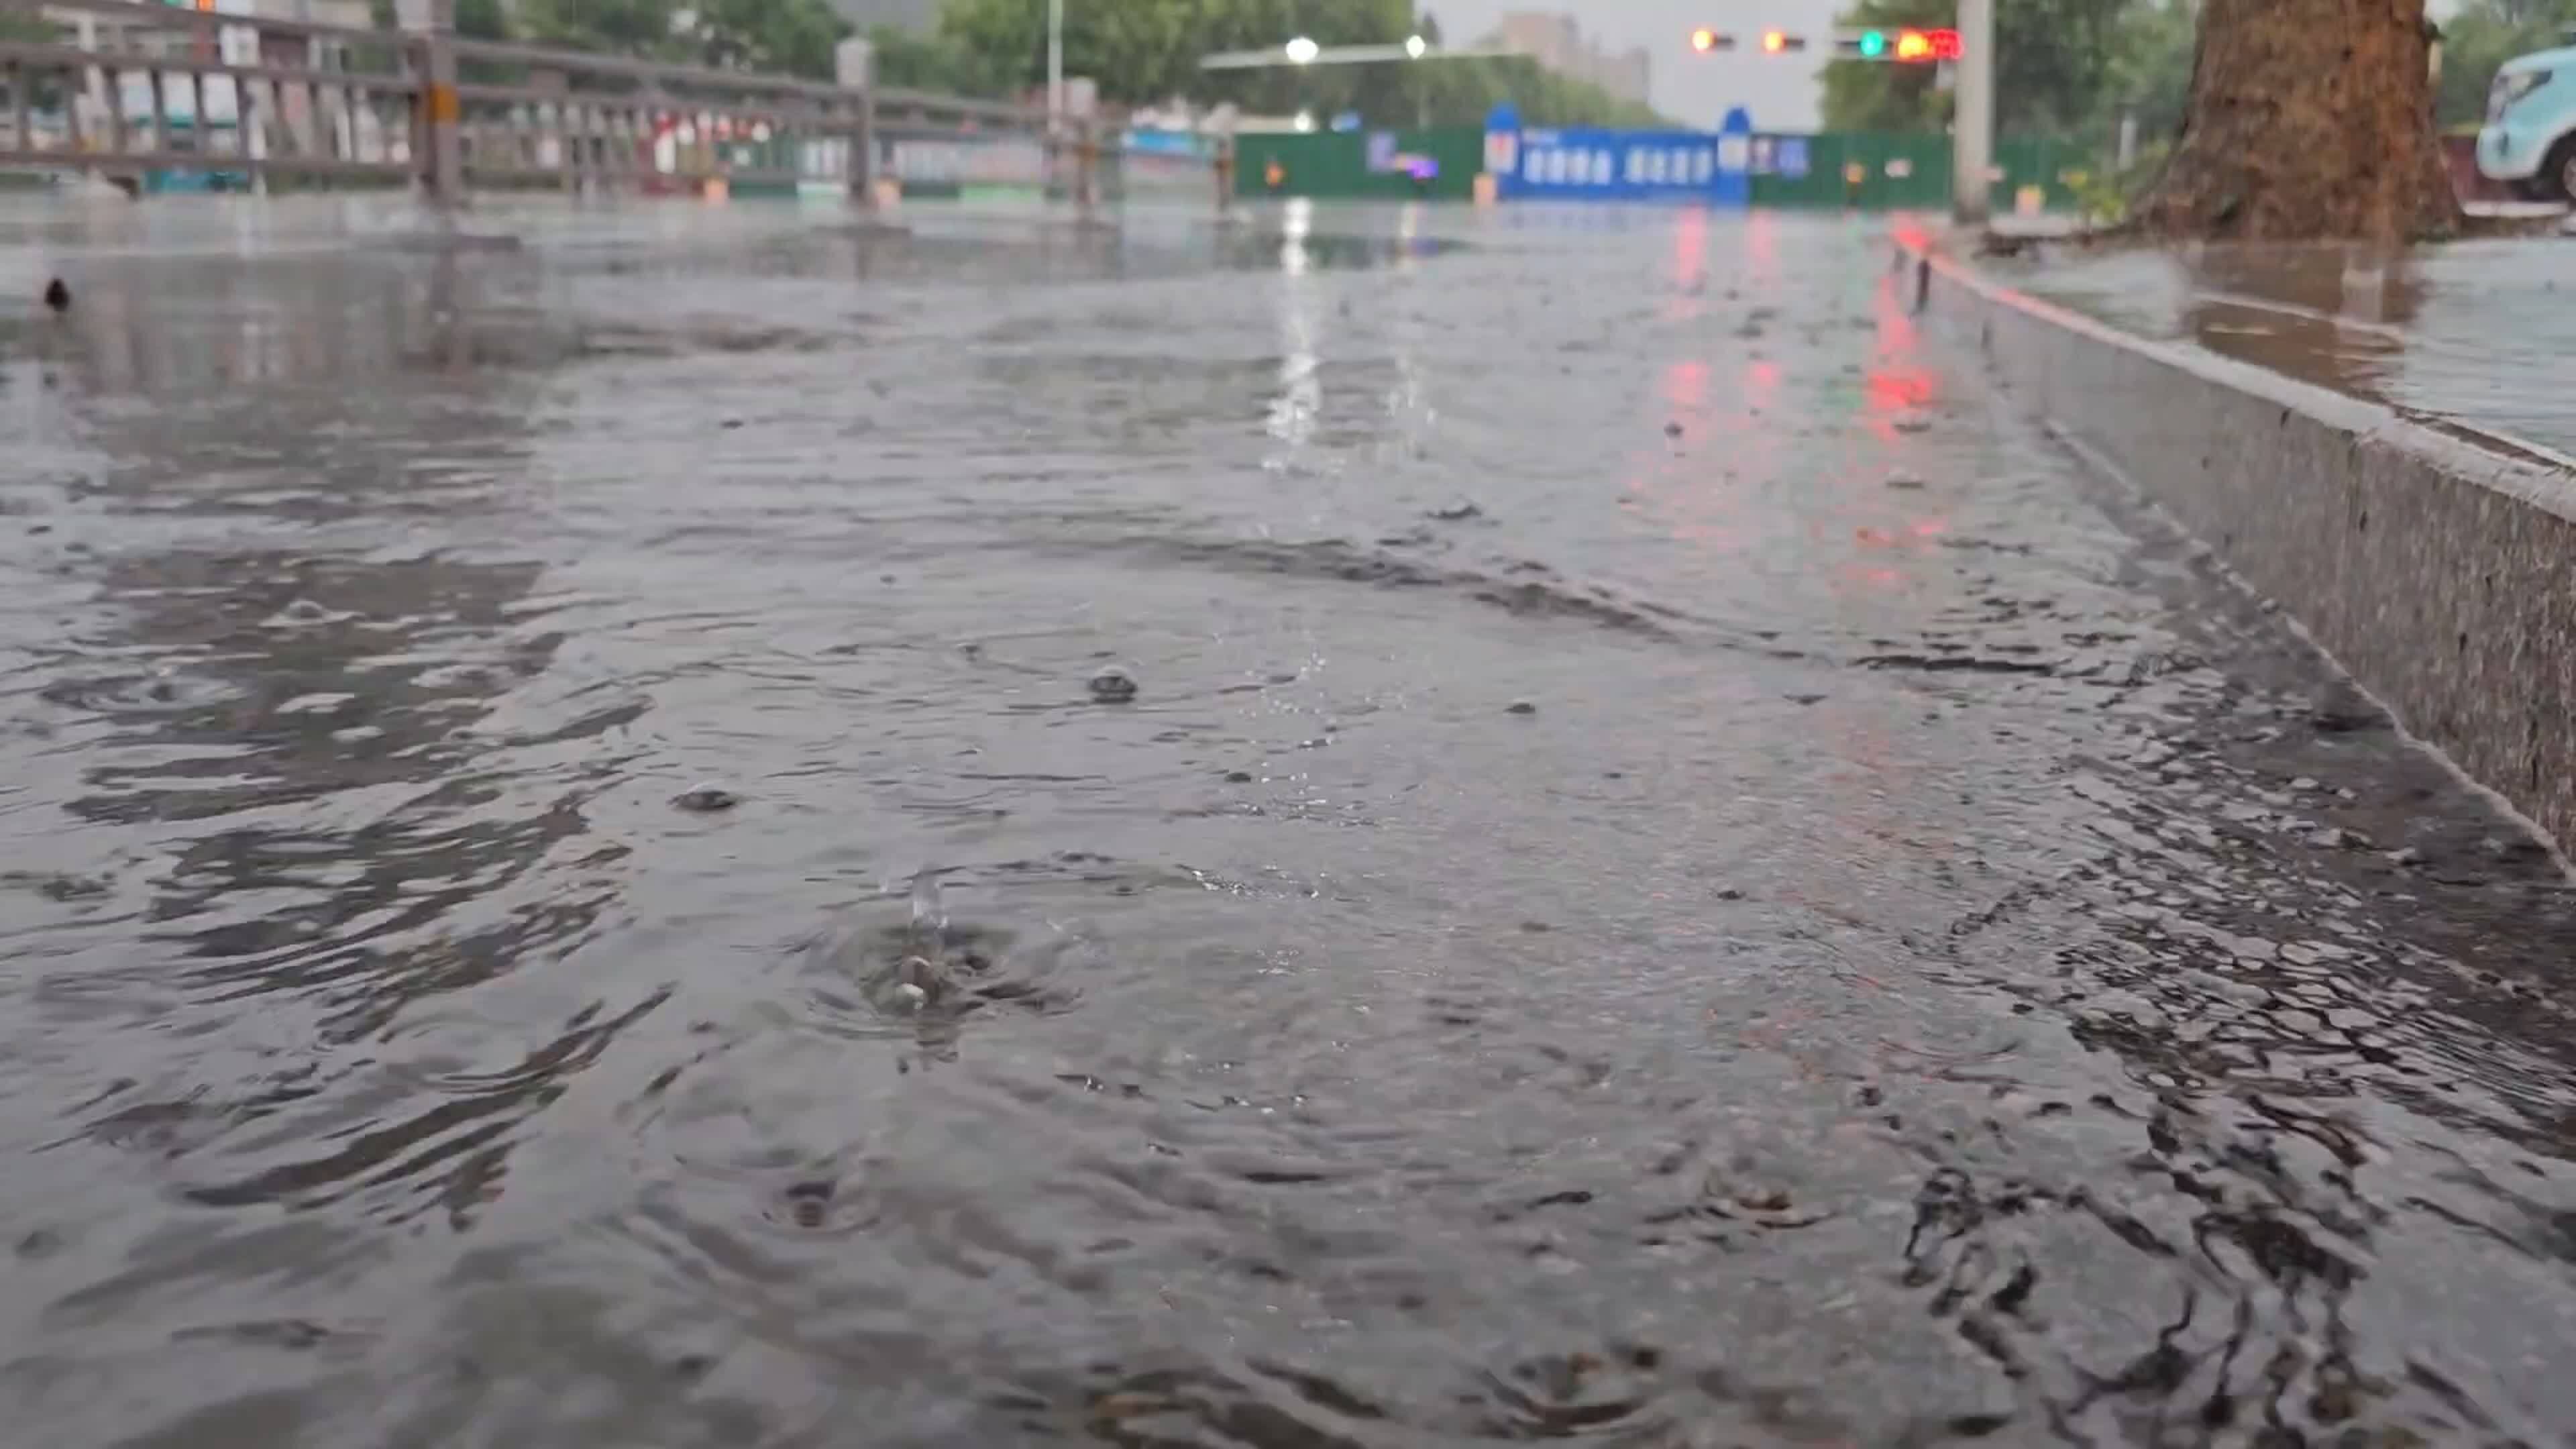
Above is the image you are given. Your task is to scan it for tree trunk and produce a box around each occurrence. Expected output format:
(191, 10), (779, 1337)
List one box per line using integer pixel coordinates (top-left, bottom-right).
(2135, 0), (2462, 242)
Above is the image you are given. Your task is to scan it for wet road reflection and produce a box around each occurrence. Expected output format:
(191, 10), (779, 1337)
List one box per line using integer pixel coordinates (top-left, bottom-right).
(1, 197), (2574, 1447)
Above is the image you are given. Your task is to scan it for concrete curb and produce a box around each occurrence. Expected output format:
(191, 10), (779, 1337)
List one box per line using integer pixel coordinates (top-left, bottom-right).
(1898, 237), (2576, 850)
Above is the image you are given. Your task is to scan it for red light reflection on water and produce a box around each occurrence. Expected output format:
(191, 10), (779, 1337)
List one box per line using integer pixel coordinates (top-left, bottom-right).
(1672, 207), (1707, 282)
(1866, 366), (1934, 413)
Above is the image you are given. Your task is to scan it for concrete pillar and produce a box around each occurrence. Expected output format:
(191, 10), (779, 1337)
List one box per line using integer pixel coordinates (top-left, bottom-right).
(1952, 0), (1993, 225)
(835, 37), (874, 209)
(398, 0), (462, 206)
(1074, 116), (1099, 223)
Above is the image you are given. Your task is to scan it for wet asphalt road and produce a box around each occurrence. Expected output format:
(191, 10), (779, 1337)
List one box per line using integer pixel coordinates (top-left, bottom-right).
(3, 196), (2576, 1448)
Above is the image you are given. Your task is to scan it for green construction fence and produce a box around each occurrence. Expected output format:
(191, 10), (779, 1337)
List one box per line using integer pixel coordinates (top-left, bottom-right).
(1232, 127), (1486, 202)
(1231, 125), (2097, 210)
(1748, 132), (2097, 211)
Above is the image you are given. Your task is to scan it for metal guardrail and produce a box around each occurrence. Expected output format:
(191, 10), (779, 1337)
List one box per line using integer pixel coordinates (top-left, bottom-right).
(0, 0), (1234, 213)
(1, 0), (417, 188)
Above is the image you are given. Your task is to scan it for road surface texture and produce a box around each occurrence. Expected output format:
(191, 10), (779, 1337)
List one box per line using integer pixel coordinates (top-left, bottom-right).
(1999, 235), (2576, 463)
(3, 196), (2575, 1448)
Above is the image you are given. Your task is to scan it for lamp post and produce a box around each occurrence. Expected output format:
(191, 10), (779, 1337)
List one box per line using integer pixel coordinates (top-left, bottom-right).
(1952, 0), (1994, 223)
(1046, 0), (1063, 131)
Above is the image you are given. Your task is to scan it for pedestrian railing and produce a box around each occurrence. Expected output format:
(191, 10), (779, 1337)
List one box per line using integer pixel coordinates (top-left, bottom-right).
(0, 0), (1233, 215)
(437, 35), (872, 197)
(0, 0), (415, 190)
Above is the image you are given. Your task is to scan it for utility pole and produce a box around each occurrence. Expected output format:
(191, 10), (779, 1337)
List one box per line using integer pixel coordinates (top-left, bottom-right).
(1046, 0), (1064, 131)
(1952, 0), (1993, 223)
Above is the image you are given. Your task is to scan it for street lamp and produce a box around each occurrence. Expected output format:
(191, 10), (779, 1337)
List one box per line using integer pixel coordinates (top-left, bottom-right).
(1284, 35), (1320, 64)
(1404, 34), (1427, 59)
(1047, 0), (1063, 131)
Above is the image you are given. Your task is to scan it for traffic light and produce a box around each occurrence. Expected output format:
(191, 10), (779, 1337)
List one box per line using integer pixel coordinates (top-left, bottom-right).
(1689, 27), (1735, 52)
(1837, 27), (1960, 62)
(1760, 30), (1807, 54)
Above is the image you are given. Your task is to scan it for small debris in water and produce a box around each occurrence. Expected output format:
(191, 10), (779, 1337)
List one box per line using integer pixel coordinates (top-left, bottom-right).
(42, 278), (69, 313)
(2304, 826), (2369, 851)
(1224, 770), (1254, 784)
(2482, 834), (2550, 864)
(2307, 684), (2385, 734)
(1087, 666), (1139, 704)
(2387, 847), (2425, 867)
(890, 954), (948, 1009)
(1786, 693), (1827, 706)
(1428, 498), (1483, 521)
(1663, 421), (1684, 438)
(1505, 701), (1538, 716)
(1892, 413), (1934, 434)
(1519, 920), (1553, 933)
(673, 784), (741, 812)
(2292, 777), (2320, 791)
(1884, 470), (1927, 490)
(720, 417), (745, 430)
(783, 1179), (833, 1228)
(1715, 888), (1746, 901)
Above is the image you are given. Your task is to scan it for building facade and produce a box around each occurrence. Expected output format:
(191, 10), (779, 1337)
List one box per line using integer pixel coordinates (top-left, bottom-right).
(1483, 11), (1652, 109)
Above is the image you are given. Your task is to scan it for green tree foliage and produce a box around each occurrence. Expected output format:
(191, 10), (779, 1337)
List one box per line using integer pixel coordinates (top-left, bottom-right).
(2106, 0), (2194, 142)
(2435, 0), (2576, 130)
(1820, 0), (2185, 142)
(515, 0), (849, 78)
(684, 0), (849, 76)
(869, 25), (1014, 96)
(0, 9), (65, 42)
(932, 0), (1666, 125)
(0, 9), (68, 109)
(368, 0), (510, 40)
(519, 0), (673, 56)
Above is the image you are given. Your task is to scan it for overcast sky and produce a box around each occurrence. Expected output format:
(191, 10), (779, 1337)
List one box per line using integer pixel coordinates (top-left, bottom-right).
(1426, 0), (1848, 131)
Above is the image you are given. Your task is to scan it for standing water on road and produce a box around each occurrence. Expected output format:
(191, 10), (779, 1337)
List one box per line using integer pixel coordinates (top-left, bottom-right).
(3, 197), (2576, 1447)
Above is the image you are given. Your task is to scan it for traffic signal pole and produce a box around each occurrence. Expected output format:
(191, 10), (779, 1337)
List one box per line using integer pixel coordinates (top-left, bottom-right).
(1952, 0), (1994, 223)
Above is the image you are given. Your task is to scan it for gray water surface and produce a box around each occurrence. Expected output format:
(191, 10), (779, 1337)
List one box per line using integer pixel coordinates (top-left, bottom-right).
(3, 197), (2575, 1447)
(2009, 234), (2576, 461)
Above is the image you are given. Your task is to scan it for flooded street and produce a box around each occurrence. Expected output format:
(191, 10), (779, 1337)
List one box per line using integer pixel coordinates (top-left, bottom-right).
(6, 197), (2576, 1446)
(2008, 235), (2576, 462)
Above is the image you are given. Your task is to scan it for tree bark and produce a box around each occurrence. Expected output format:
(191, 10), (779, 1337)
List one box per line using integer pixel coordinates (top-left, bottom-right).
(2135, 0), (2463, 242)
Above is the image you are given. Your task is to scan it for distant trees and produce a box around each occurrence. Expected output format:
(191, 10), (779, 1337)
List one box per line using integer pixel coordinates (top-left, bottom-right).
(916, 0), (1669, 125)
(513, 0), (850, 78)
(1820, 0), (2178, 142)
(451, 0), (1664, 126)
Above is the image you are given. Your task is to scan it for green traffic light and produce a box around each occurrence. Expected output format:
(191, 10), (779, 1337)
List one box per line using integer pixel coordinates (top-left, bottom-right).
(1858, 29), (1886, 58)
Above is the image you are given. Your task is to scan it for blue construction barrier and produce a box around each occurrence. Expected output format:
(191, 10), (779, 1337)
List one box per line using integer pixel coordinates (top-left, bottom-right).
(1481, 104), (1753, 205)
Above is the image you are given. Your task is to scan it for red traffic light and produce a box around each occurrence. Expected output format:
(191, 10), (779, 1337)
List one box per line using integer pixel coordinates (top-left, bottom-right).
(1691, 26), (1717, 52)
(1890, 27), (1962, 62)
(1762, 28), (1786, 52)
